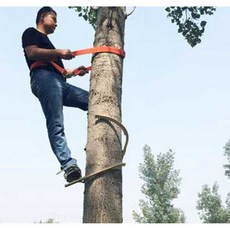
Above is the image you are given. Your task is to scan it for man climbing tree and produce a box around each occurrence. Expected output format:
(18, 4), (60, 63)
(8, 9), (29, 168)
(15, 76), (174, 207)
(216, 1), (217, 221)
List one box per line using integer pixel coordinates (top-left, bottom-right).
(21, 6), (89, 183)
(22, 6), (216, 223)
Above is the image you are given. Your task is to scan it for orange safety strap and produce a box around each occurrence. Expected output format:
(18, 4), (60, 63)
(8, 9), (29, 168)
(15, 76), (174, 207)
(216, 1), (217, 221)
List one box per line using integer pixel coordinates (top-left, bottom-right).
(71, 46), (125, 58)
(49, 61), (92, 76)
(30, 46), (125, 77)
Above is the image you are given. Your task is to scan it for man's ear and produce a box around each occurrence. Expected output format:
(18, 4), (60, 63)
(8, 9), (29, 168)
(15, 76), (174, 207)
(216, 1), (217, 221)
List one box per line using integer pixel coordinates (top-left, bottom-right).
(39, 13), (46, 23)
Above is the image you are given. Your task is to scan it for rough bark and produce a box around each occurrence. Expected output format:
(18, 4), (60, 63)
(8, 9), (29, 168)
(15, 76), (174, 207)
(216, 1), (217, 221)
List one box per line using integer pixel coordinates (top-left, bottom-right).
(83, 7), (126, 223)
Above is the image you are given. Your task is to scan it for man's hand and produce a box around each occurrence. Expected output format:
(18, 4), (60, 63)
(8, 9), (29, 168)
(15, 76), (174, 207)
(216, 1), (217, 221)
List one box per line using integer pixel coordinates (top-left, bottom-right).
(64, 69), (74, 78)
(24, 45), (75, 61)
(76, 66), (89, 76)
(64, 66), (89, 78)
(59, 49), (74, 60)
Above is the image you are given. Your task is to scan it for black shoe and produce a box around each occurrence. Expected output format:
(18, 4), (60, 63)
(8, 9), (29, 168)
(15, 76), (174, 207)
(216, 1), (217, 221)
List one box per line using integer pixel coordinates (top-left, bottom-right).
(64, 164), (82, 183)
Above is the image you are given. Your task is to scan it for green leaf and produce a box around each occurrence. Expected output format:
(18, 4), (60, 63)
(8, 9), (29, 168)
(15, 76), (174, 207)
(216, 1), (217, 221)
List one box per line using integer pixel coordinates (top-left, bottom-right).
(83, 15), (88, 21)
(165, 7), (171, 12)
(200, 21), (207, 27)
(77, 7), (82, 12)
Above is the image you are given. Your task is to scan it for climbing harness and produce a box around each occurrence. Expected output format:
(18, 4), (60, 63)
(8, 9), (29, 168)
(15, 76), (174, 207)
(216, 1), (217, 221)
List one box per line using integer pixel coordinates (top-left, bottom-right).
(30, 46), (125, 77)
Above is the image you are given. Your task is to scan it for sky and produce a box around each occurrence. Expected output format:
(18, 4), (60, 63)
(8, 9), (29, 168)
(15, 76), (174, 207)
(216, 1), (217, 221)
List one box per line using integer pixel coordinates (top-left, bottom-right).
(0, 1), (230, 225)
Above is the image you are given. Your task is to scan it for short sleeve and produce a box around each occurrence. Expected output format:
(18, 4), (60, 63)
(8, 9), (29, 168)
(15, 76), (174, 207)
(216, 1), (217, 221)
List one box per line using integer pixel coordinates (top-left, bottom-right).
(22, 27), (40, 48)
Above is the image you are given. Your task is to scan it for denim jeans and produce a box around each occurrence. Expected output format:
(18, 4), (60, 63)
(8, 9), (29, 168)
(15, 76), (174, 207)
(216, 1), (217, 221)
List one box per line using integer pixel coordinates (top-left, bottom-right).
(30, 69), (88, 170)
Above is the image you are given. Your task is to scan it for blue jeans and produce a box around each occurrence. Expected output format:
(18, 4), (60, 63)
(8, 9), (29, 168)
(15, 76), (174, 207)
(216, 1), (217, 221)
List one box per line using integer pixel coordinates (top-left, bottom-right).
(30, 69), (88, 170)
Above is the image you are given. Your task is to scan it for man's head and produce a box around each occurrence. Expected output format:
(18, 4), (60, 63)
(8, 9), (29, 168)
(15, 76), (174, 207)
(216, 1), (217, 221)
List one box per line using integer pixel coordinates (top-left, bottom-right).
(36, 6), (57, 34)
(36, 6), (56, 24)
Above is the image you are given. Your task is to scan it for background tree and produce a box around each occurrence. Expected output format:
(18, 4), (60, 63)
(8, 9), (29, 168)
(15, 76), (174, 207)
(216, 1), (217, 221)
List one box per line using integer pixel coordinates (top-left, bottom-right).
(35, 218), (59, 224)
(133, 145), (185, 223)
(69, 6), (215, 223)
(196, 182), (230, 223)
(223, 139), (230, 178)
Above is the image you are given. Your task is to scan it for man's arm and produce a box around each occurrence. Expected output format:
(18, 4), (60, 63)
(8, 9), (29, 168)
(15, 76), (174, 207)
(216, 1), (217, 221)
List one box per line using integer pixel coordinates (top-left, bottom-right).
(25, 45), (74, 61)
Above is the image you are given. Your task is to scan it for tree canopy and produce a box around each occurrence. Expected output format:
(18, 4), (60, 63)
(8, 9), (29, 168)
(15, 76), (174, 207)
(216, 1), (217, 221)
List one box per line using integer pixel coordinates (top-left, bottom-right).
(165, 7), (216, 47)
(70, 6), (216, 47)
(196, 182), (230, 223)
(133, 145), (185, 223)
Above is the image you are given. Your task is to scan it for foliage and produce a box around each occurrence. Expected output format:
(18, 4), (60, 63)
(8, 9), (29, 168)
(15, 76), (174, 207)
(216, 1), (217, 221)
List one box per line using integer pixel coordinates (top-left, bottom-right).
(69, 6), (97, 29)
(69, 6), (215, 47)
(223, 139), (230, 178)
(165, 7), (216, 47)
(34, 218), (59, 223)
(196, 182), (230, 223)
(133, 145), (185, 223)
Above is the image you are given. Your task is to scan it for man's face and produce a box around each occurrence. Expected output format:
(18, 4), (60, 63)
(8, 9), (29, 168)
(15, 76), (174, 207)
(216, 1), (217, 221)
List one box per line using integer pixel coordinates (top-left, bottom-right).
(42, 11), (57, 34)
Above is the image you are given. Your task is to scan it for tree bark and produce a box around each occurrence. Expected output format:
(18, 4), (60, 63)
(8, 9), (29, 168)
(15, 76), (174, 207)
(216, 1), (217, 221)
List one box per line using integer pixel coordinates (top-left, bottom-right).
(83, 7), (126, 223)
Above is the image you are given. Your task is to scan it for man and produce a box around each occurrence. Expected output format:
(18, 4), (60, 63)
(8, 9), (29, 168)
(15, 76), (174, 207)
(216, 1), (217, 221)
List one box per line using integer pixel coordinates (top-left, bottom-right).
(22, 6), (89, 182)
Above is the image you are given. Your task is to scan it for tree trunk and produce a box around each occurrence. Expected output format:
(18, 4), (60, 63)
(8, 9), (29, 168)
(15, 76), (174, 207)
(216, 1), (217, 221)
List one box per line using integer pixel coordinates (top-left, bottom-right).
(83, 7), (126, 223)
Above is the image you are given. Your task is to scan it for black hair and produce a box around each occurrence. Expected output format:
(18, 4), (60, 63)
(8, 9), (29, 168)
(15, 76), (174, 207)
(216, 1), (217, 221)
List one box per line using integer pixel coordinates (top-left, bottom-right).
(36, 6), (57, 25)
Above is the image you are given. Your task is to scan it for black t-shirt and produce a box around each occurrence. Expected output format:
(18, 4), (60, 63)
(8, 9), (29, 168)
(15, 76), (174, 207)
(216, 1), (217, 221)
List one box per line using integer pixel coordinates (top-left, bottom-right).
(22, 27), (64, 75)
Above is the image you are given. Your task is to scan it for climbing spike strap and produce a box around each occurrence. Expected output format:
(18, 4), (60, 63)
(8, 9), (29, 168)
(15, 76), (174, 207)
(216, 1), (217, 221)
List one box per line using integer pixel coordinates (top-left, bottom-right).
(30, 46), (125, 77)
(95, 114), (129, 157)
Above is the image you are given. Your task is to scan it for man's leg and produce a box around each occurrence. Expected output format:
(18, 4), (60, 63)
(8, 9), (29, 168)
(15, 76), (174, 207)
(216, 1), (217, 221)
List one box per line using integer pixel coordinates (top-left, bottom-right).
(31, 70), (77, 171)
(63, 83), (89, 110)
